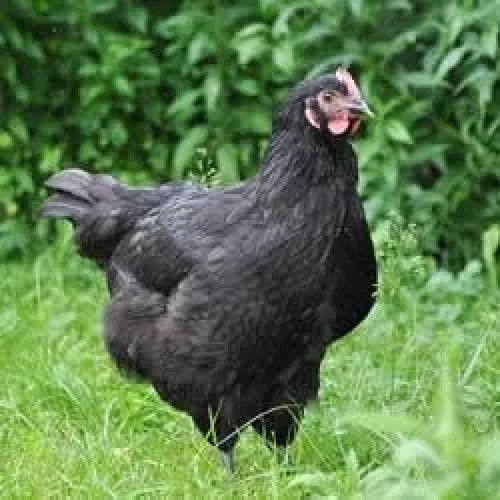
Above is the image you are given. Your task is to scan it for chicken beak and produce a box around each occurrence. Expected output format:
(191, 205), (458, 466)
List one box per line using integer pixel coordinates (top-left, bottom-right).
(345, 98), (374, 117)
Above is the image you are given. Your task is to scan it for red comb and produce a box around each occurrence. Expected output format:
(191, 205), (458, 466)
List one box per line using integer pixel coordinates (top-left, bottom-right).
(335, 66), (361, 99)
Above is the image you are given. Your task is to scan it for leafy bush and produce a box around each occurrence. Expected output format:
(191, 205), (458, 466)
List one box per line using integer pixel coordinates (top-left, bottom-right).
(1, 0), (499, 267)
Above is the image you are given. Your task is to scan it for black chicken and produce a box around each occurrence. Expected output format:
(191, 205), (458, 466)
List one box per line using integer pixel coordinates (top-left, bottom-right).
(41, 67), (376, 471)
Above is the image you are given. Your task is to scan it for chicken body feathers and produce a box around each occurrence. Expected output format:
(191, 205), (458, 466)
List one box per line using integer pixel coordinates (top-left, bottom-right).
(41, 75), (377, 456)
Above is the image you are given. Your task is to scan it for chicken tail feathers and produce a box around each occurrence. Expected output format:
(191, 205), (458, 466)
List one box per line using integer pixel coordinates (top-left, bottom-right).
(40, 169), (97, 220)
(39, 192), (90, 220)
(40, 168), (152, 266)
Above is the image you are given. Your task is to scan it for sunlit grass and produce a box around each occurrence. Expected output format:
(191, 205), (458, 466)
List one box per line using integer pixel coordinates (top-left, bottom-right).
(1, 224), (499, 498)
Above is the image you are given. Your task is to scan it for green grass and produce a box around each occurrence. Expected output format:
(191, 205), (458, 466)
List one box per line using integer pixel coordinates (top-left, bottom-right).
(1, 222), (499, 499)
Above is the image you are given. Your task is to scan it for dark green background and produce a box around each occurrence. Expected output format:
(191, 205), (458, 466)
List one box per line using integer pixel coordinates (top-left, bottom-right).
(1, 0), (499, 268)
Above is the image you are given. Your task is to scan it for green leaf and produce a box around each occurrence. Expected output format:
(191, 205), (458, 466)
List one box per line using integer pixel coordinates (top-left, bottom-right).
(404, 143), (448, 165)
(126, 6), (148, 33)
(215, 144), (240, 184)
(5, 26), (23, 51)
(482, 24), (498, 58)
(288, 472), (335, 490)
(0, 131), (13, 149)
(80, 84), (105, 107)
(112, 76), (135, 98)
(436, 46), (469, 80)
(234, 23), (269, 39)
(108, 119), (128, 147)
(234, 78), (259, 96)
(204, 73), (221, 113)
(24, 39), (45, 61)
(482, 225), (499, 288)
(83, 28), (100, 47)
(188, 32), (215, 65)
(237, 108), (271, 135)
(95, 155), (113, 170)
(13, 169), (35, 195)
(78, 62), (100, 78)
(8, 117), (29, 143)
(148, 143), (169, 173)
(173, 126), (209, 178)
(89, 0), (116, 13)
(349, 0), (363, 16)
(386, 119), (413, 144)
(154, 18), (177, 39)
(272, 43), (295, 73)
(456, 66), (495, 107)
(39, 146), (63, 174)
(272, 3), (313, 38)
(168, 89), (202, 119)
(399, 71), (448, 89)
(136, 63), (161, 79)
(79, 141), (98, 162)
(233, 36), (268, 66)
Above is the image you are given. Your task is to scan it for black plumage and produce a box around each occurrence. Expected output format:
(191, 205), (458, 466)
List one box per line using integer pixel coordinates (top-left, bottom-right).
(41, 70), (377, 469)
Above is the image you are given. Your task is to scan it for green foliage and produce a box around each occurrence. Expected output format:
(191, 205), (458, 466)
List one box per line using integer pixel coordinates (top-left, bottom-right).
(1, 225), (499, 497)
(1, 0), (499, 267)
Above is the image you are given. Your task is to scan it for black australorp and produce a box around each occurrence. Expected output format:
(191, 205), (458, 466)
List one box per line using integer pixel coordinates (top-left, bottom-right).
(41, 67), (376, 471)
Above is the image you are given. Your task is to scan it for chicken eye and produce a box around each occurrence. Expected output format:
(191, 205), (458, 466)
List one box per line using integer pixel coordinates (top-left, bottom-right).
(321, 92), (334, 103)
